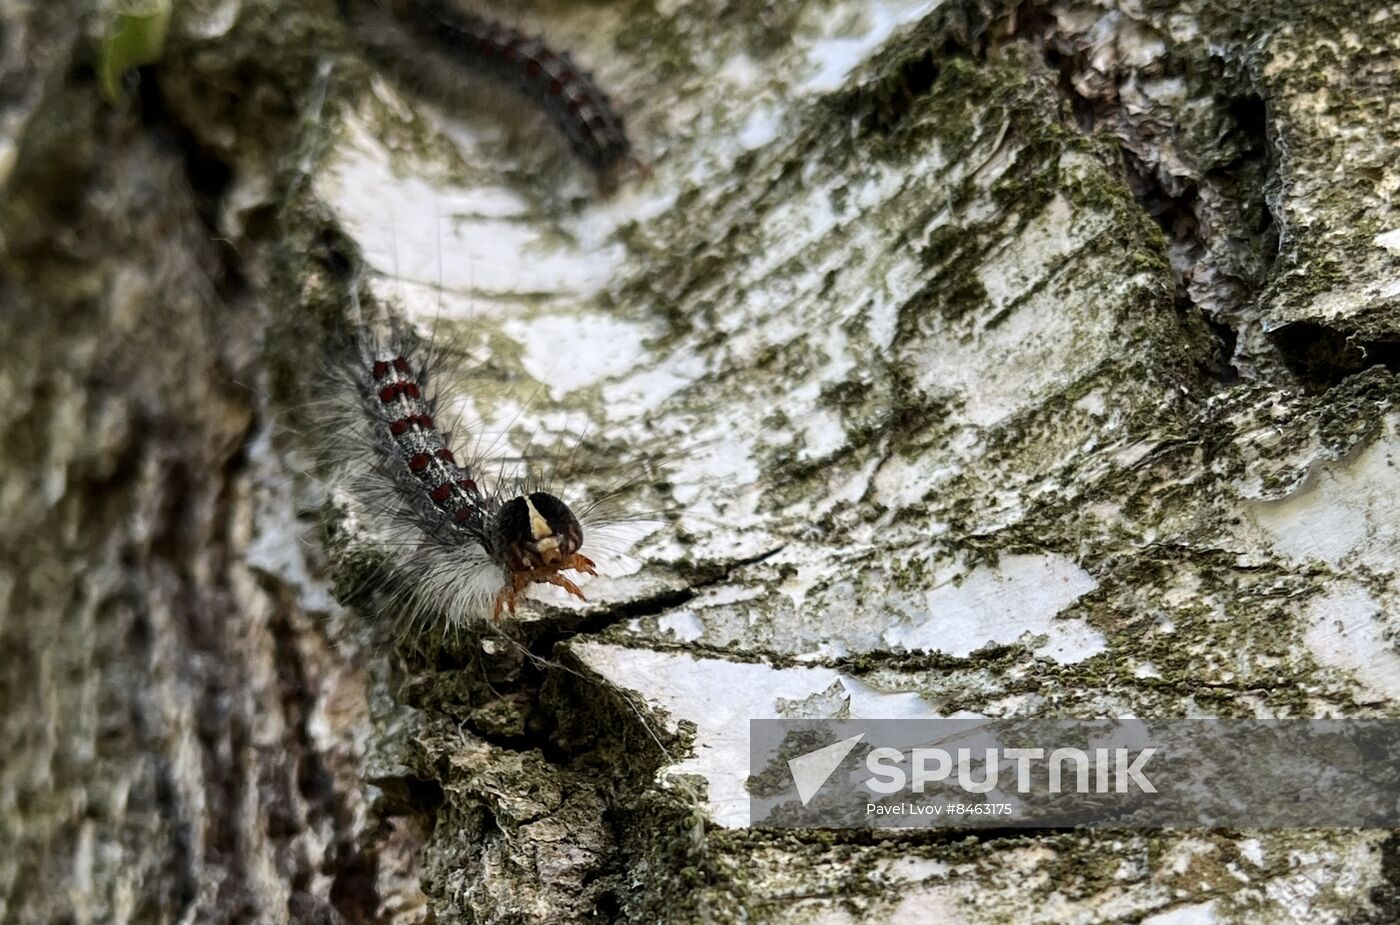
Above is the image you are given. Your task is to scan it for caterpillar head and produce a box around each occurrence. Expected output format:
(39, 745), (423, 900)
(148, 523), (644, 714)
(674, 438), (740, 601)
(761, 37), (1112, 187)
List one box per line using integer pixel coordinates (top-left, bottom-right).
(488, 491), (597, 618)
(494, 491), (582, 570)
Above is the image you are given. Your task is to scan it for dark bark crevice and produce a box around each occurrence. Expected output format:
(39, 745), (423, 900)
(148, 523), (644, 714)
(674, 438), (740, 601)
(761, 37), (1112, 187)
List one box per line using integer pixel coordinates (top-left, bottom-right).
(1000, 1), (1280, 384)
(1270, 322), (1400, 393)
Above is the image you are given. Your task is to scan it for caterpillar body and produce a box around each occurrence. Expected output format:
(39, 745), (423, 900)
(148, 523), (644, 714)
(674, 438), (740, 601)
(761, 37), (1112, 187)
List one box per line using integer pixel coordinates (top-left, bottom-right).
(326, 324), (608, 626)
(343, 0), (642, 186)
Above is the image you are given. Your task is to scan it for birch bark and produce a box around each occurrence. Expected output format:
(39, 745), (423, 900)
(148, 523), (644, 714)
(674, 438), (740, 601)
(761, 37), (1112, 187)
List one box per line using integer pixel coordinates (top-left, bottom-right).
(3, 1), (1398, 923)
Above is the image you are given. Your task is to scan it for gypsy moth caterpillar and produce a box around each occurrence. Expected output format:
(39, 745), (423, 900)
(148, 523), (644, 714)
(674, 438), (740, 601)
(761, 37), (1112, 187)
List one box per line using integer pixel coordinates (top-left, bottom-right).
(340, 0), (645, 189)
(310, 303), (662, 631)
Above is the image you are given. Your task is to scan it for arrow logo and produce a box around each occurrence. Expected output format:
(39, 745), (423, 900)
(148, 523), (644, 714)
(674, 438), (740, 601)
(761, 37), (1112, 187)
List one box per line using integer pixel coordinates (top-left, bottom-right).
(788, 734), (865, 805)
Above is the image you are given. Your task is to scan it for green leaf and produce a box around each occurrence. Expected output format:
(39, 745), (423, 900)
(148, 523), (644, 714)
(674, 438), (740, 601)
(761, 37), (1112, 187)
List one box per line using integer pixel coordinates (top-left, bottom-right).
(99, 0), (173, 102)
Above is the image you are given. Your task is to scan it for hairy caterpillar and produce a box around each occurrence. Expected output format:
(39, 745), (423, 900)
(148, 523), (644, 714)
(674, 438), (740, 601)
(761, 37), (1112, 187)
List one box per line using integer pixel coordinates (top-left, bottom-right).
(314, 309), (645, 627)
(341, 0), (643, 187)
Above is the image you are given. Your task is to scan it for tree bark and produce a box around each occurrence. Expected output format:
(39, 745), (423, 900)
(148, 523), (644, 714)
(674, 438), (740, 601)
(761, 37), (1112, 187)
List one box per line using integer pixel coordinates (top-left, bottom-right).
(3, 1), (1399, 923)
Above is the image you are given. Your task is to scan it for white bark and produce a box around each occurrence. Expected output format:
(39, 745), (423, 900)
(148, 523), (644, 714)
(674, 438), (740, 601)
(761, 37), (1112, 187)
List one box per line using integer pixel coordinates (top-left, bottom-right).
(4, 0), (1399, 923)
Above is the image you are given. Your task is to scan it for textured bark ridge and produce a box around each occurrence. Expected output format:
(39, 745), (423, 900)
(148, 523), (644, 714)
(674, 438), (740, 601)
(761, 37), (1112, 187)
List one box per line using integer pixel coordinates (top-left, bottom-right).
(4, 1), (1399, 923)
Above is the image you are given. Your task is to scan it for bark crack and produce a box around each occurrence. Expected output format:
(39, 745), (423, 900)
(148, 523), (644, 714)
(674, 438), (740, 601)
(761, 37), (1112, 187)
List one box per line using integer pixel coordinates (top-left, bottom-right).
(1000, 0), (1281, 383)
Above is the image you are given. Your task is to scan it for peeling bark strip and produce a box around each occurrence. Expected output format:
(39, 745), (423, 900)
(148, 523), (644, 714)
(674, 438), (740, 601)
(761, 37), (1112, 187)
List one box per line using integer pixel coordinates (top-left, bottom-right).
(348, 0), (635, 179)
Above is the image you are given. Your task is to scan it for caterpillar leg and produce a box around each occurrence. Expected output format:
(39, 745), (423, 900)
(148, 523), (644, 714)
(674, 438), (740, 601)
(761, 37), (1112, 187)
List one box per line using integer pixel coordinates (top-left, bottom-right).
(492, 554), (598, 620)
(546, 572), (588, 602)
(563, 553), (597, 577)
(491, 584), (518, 622)
(492, 571), (533, 622)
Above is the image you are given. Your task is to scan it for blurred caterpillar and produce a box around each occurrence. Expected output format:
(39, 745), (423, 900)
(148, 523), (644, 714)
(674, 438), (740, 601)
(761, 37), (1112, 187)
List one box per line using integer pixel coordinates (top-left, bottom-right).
(341, 0), (644, 188)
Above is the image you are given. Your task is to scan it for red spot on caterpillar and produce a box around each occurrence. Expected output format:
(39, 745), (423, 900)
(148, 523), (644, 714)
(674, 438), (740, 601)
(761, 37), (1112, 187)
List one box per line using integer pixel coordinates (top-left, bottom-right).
(390, 415), (433, 434)
(436, 448), (455, 463)
(372, 360), (390, 379)
(409, 453), (431, 472)
(431, 483), (453, 503)
(393, 356), (410, 373)
(403, 382), (421, 399)
(458, 478), (478, 494)
(379, 384), (399, 403)
(454, 506), (473, 523)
